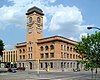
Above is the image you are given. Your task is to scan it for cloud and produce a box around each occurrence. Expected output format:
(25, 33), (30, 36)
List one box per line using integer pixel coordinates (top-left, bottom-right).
(0, 0), (95, 41)
(44, 5), (96, 40)
(0, 0), (14, 8)
(49, 6), (82, 31)
(4, 44), (14, 50)
(0, 0), (58, 30)
(69, 37), (78, 41)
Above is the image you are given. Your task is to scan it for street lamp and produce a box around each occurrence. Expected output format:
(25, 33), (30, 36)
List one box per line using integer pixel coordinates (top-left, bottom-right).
(37, 59), (40, 75)
(87, 27), (100, 30)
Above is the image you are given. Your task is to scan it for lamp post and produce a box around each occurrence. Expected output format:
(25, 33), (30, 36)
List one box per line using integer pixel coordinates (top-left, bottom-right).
(37, 59), (39, 75)
(87, 26), (100, 76)
(87, 27), (100, 30)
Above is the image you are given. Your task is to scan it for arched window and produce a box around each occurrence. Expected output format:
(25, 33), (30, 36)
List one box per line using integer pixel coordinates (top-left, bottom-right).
(67, 62), (69, 68)
(50, 45), (54, 50)
(70, 54), (72, 59)
(45, 46), (49, 51)
(73, 48), (76, 52)
(61, 45), (63, 50)
(70, 62), (72, 68)
(73, 54), (75, 59)
(73, 62), (75, 68)
(19, 49), (22, 53)
(61, 62), (63, 68)
(67, 46), (69, 51)
(23, 49), (25, 53)
(70, 47), (72, 52)
(64, 45), (66, 51)
(40, 46), (44, 51)
(13, 54), (15, 62)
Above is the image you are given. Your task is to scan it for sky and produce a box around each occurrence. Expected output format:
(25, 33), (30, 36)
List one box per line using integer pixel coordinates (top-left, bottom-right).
(0, 0), (100, 49)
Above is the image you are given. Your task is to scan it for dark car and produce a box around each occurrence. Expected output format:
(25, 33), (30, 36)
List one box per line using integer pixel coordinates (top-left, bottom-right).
(17, 67), (25, 71)
(73, 68), (80, 72)
(8, 68), (17, 73)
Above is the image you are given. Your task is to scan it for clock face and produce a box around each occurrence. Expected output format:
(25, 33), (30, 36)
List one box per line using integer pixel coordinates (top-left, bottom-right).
(37, 17), (41, 23)
(29, 17), (32, 23)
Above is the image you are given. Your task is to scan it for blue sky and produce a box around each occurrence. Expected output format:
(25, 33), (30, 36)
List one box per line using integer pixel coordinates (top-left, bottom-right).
(0, 0), (100, 49)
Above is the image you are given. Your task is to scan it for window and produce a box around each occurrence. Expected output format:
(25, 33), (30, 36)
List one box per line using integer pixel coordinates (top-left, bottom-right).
(13, 54), (15, 62)
(3, 53), (5, 62)
(11, 54), (12, 62)
(73, 63), (75, 68)
(40, 54), (44, 58)
(19, 49), (22, 53)
(9, 53), (10, 62)
(61, 52), (63, 58)
(50, 62), (53, 68)
(61, 62), (63, 68)
(70, 62), (72, 68)
(23, 49), (25, 53)
(7, 53), (8, 61)
(31, 47), (32, 51)
(70, 47), (72, 52)
(23, 55), (25, 59)
(40, 46), (44, 51)
(70, 54), (72, 59)
(67, 46), (69, 51)
(61, 45), (63, 50)
(50, 45), (54, 50)
(67, 54), (69, 59)
(64, 53), (66, 58)
(28, 54), (32, 59)
(76, 55), (78, 59)
(64, 62), (66, 68)
(20, 55), (22, 59)
(22, 63), (24, 67)
(19, 63), (21, 67)
(45, 46), (49, 51)
(67, 62), (69, 68)
(45, 53), (49, 58)
(31, 54), (32, 58)
(45, 62), (48, 68)
(73, 48), (76, 52)
(50, 53), (54, 58)
(64, 45), (66, 51)
(40, 63), (43, 68)
(73, 54), (75, 59)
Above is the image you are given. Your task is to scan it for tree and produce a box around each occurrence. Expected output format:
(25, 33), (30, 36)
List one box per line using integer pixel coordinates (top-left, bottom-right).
(0, 39), (4, 56)
(75, 32), (100, 79)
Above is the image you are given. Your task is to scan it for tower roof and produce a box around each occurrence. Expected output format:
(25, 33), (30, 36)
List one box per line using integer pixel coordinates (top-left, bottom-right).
(26, 6), (44, 15)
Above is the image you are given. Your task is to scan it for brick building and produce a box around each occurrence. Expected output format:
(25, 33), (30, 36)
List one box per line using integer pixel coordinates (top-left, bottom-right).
(1, 6), (82, 71)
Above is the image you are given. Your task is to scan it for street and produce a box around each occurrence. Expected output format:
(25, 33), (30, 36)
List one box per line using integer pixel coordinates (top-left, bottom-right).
(0, 70), (100, 80)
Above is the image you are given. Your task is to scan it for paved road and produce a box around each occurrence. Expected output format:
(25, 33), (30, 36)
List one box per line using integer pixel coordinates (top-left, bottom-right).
(0, 70), (100, 80)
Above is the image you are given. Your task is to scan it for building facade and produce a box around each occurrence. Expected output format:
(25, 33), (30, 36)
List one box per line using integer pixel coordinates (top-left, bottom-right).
(1, 6), (82, 71)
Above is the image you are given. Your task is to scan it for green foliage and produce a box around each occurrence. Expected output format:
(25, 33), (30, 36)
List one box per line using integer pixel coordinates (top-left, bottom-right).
(75, 32), (100, 70)
(0, 39), (4, 56)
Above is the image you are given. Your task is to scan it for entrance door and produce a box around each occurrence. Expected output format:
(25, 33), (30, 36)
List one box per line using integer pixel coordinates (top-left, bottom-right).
(29, 62), (32, 69)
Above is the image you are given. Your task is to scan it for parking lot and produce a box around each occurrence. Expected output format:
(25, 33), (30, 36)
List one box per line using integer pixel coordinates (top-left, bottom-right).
(0, 70), (100, 80)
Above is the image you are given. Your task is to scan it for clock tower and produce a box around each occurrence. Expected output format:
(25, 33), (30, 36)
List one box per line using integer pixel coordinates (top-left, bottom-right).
(26, 6), (44, 60)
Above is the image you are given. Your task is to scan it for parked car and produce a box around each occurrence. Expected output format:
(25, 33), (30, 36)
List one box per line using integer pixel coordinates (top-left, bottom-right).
(8, 68), (17, 73)
(0, 68), (8, 73)
(73, 68), (80, 72)
(17, 67), (25, 71)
